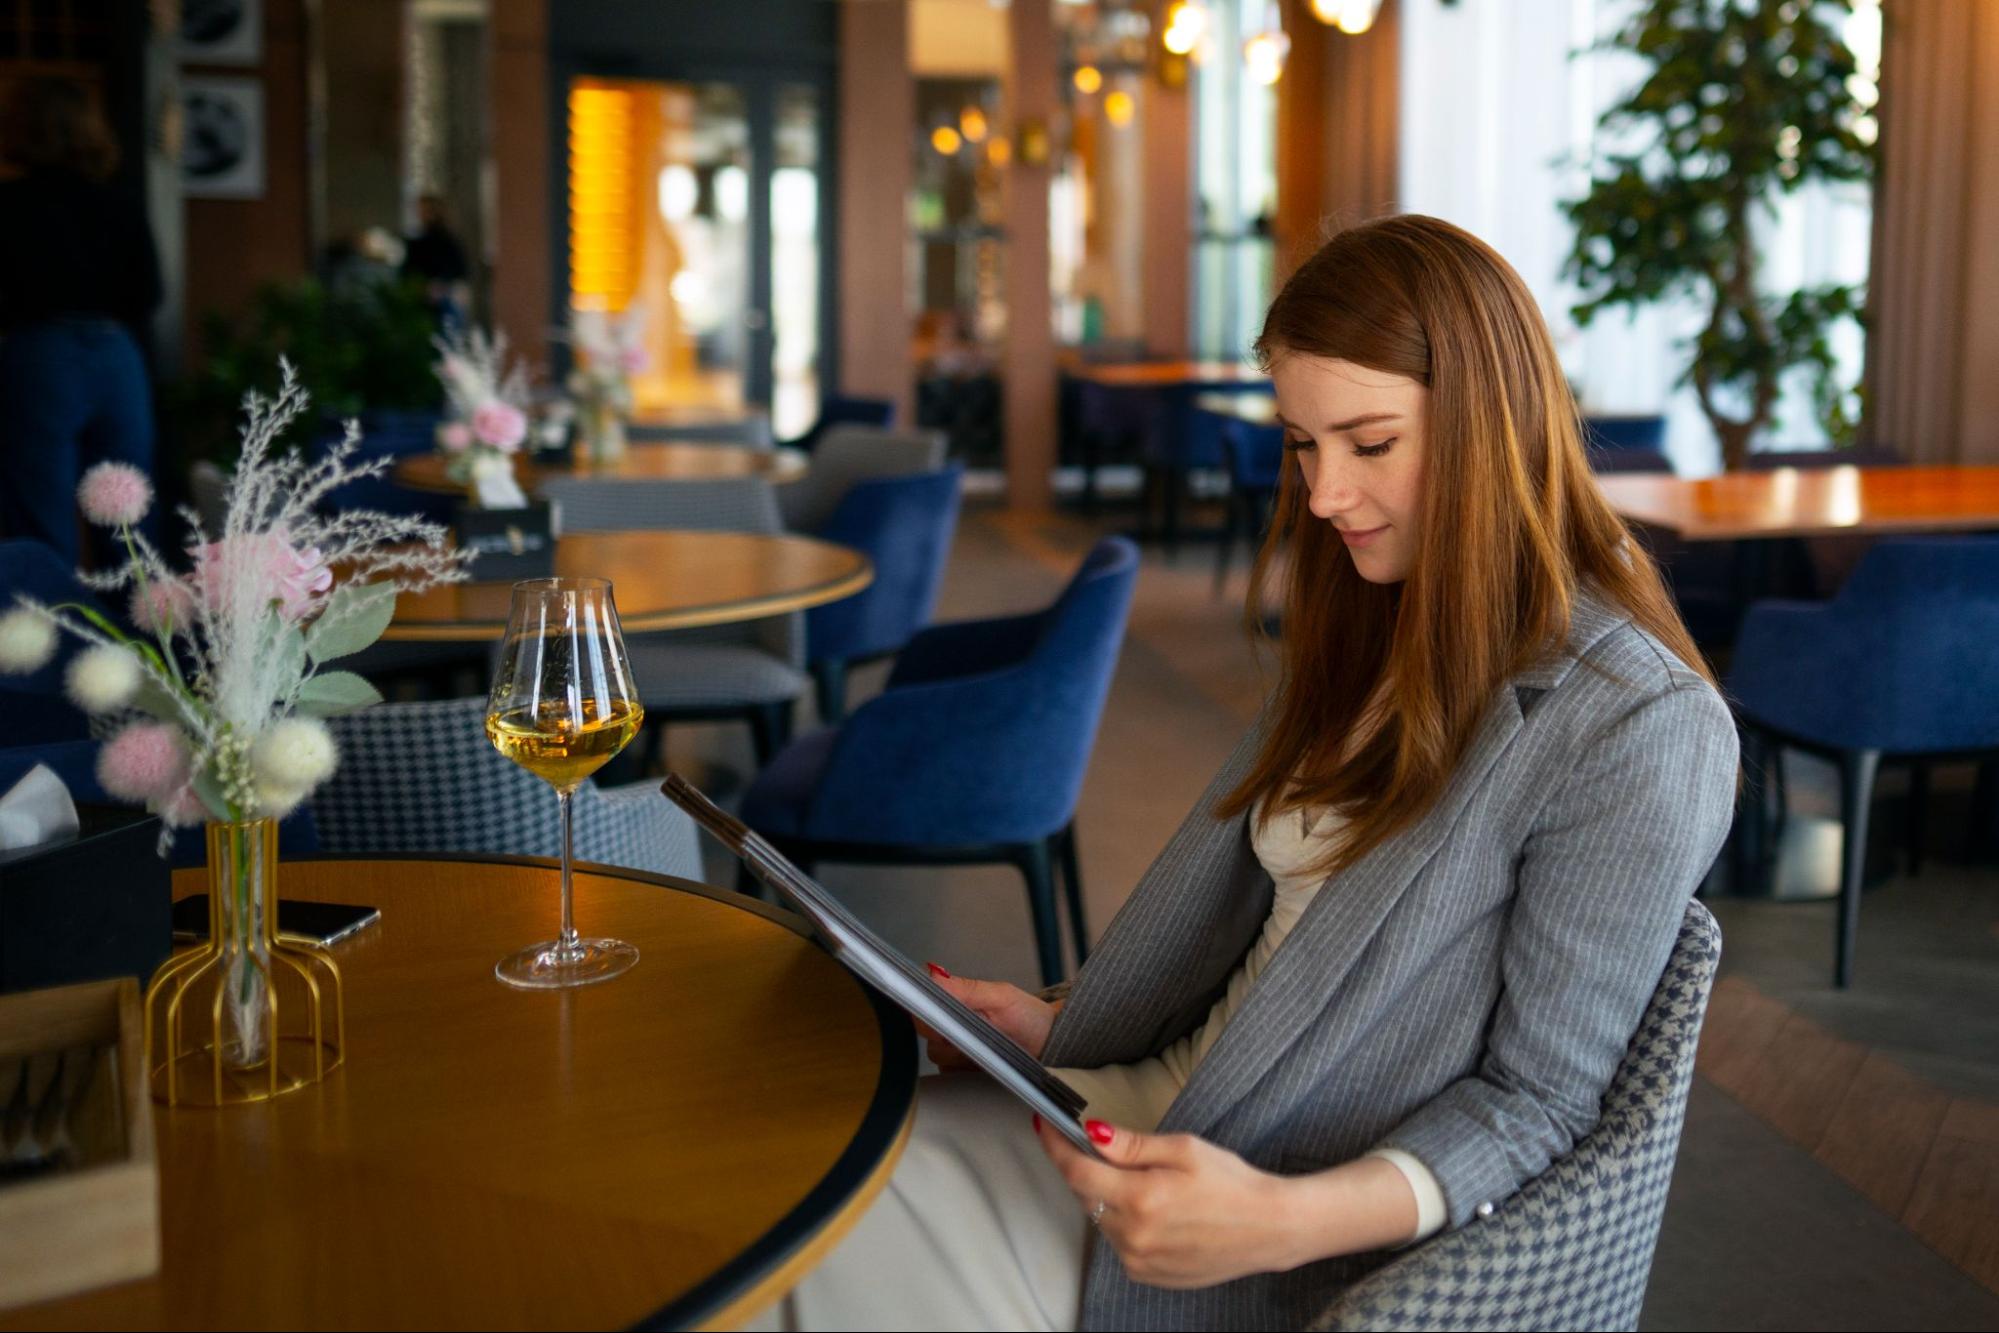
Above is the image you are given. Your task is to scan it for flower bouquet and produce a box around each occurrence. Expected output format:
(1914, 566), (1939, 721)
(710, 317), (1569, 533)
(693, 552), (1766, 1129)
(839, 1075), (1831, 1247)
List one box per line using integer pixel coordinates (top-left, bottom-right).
(564, 306), (648, 466)
(0, 362), (472, 1103)
(433, 326), (543, 509)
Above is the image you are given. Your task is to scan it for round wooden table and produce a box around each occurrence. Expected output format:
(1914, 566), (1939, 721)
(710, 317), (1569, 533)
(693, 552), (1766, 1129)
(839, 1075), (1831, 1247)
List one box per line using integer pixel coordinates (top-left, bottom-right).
(0, 857), (916, 1331)
(392, 444), (808, 496)
(383, 530), (873, 642)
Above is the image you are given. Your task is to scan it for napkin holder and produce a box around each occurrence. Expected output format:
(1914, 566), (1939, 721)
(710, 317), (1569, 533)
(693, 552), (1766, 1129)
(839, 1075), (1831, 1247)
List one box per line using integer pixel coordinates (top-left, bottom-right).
(455, 501), (557, 582)
(0, 806), (170, 995)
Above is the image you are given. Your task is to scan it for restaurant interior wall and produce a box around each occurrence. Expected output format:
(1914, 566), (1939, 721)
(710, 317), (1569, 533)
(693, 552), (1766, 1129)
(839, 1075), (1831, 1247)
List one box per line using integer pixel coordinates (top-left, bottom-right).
(547, 0), (838, 440)
(1398, 0), (1876, 476)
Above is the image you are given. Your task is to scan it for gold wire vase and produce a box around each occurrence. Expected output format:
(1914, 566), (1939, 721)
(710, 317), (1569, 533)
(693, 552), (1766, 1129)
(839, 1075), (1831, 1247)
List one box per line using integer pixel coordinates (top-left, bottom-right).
(142, 818), (345, 1106)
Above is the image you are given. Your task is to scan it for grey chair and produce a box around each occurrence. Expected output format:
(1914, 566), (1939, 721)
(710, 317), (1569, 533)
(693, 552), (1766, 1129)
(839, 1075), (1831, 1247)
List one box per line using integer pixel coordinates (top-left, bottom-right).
(538, 475), (807, 763)
(778, 425), (949, 533)
(312, 696), (701, 879)
(1313, 899), (1722, 1333)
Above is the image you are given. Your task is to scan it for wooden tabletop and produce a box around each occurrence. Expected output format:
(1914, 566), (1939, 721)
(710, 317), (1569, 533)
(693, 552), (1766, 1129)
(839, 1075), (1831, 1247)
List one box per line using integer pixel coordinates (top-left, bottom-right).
(1069, 360), (1267, 390)
(383, 530), (873, 642)
(1598, 465), (1999, 541)
(392, 444), (808, 496)
(0, 857), (916, 1332)
(1193, 392), (1279, 426)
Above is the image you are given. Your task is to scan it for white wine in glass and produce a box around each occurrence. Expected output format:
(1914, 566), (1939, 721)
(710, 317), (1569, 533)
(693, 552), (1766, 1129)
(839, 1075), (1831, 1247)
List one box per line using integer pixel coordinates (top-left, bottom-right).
(485, 577), (645, 989)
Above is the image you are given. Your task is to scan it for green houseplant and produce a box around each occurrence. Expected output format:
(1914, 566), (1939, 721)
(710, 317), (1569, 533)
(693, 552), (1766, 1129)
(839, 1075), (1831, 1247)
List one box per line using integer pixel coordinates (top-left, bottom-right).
(1562, 0), (1876, 470)
(171, 277), (444, 463)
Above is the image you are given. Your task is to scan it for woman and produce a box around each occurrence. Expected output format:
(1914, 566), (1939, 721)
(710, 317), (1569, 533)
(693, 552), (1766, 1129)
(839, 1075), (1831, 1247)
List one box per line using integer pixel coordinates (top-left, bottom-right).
(762, 215), (1737, 1331)
(0, 77), (162, 564)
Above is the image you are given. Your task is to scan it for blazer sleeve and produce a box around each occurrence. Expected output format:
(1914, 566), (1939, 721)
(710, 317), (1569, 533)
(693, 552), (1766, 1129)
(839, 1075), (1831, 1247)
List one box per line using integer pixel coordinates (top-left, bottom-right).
(1372, 678), (1738, 1229)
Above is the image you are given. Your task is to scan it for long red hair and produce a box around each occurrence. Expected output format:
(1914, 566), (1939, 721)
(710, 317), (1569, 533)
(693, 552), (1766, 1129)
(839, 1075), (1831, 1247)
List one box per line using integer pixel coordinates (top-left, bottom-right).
(1216, 215), (1709, 871)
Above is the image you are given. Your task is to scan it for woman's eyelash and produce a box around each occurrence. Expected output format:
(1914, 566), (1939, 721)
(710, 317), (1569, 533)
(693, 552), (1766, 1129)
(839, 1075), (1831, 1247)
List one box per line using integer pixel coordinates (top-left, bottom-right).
(1284, 435), (1315, 452)
(1354, 439), (1396, 457)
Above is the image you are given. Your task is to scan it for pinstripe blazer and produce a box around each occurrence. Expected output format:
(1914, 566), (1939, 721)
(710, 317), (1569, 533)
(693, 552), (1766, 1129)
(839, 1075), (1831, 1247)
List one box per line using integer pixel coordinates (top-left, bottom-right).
(1039, 590), (1739, 1331)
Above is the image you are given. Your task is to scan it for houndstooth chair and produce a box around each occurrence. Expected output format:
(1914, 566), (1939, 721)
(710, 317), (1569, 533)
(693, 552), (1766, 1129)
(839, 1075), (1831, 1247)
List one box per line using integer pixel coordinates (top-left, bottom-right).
(311, 696), (701, 879)
(537, 475), (807, 763)
(778, 425), (948, 533)
(1311, 899), (1722, 1333)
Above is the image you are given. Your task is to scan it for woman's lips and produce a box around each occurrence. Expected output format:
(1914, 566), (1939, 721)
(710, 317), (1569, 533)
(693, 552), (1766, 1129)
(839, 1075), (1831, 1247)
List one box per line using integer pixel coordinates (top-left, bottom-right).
(1340, 525), (1389, 548)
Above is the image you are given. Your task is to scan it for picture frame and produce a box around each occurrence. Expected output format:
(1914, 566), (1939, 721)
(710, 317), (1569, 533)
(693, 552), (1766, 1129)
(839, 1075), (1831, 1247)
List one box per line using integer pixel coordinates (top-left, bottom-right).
(179, 76), (265, 200)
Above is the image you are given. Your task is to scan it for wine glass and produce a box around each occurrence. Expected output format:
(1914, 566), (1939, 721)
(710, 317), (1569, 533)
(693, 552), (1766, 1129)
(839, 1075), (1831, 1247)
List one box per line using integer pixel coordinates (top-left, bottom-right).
(485, 577), (646, 988)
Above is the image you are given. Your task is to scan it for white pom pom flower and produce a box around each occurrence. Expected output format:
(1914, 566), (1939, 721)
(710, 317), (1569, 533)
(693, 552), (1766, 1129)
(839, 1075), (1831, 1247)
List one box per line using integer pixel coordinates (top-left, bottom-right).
(252, 780), (310, 819)
(0, 608), (57, 674)
(249, 717), (339, 795)
(65, 644), (144, 714)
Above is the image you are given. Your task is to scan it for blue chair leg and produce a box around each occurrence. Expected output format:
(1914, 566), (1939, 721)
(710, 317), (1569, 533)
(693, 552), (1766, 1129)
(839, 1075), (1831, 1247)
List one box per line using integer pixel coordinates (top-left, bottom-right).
(1903, 761), (1928, 874)
(749, 703), (793, 767)
(1056, 823), (1088, 967)
(1214, 489), (1239, 595)
(813, 660), (849, 726)
(1836, 748), (1881, 988)
(1015, 840), (1064, 988)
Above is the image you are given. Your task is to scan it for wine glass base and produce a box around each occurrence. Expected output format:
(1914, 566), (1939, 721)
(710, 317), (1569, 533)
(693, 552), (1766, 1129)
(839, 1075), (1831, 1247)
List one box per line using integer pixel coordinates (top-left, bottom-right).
(495, 938), (640, 990)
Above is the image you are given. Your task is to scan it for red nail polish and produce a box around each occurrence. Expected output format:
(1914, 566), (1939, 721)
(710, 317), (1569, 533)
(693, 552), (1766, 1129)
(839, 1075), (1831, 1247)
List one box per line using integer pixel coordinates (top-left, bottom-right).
(1086, 1119), (1114, 1146)
(1032, 1113), (1042, 1133)
(926, 962), (952, 979)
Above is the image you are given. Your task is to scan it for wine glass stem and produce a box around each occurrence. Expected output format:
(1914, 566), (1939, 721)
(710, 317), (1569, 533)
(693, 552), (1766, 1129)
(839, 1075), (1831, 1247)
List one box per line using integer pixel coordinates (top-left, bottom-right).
(557, 787), (580, 958)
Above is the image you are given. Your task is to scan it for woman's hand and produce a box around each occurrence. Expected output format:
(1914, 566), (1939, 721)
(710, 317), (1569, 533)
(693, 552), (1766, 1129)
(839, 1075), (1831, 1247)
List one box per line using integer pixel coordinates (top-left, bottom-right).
(1032, 1117), (1307, 1288)
(916, 964), (1060, 1070)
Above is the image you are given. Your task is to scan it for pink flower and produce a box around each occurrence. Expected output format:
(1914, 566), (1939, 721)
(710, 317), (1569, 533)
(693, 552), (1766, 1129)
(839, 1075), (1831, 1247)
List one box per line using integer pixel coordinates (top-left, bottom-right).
(98, 723), (191, 803)
(191, 529), (334, 620)
(470, 401), (528, 452)
(161, 785), (211, 828)
(437, 420), (474, 454)
(129, 579), (196, 636)
(78, 462), (153, 528)
(618, 344), (649, 375)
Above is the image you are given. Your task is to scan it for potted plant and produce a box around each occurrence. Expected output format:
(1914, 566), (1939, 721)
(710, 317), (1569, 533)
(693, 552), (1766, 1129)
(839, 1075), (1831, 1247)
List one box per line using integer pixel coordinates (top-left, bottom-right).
(1562, 0), (1876, 470)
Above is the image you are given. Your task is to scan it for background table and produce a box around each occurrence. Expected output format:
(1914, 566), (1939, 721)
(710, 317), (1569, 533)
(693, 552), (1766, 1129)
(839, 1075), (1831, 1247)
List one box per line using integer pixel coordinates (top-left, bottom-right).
(1597, 464), (1999, 541)
(0, 857), (915, 1331)
(382, 529), (872, 642)
(392, 443), (808, 497)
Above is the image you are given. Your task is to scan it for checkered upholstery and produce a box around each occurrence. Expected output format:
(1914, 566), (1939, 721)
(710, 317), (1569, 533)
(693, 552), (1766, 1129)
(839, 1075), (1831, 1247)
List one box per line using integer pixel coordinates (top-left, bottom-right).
(537, 476), (806, 711)
(311, 696), (701, 880)
(778, 426), (948, 533)
(1310, 899), (1722, 1333)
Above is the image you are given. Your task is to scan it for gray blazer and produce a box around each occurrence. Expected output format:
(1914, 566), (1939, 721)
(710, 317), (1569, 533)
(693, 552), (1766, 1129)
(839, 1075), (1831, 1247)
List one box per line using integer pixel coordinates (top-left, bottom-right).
(1040, 591), (1739, 1331)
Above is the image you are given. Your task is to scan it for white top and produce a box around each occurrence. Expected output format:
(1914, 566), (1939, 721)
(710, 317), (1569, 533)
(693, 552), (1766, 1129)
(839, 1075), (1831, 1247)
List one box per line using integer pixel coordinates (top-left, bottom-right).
(1051, 796), (1448, 1244)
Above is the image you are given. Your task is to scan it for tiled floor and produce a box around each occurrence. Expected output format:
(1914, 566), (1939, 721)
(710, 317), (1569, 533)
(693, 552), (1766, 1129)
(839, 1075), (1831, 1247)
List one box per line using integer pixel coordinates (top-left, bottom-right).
(669, 502), (1999, 1329)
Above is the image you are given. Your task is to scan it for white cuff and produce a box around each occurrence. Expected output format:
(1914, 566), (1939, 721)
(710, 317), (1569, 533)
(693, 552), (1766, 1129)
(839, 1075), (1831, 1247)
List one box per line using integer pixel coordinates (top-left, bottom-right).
(1364, 1147), (1447, 1247)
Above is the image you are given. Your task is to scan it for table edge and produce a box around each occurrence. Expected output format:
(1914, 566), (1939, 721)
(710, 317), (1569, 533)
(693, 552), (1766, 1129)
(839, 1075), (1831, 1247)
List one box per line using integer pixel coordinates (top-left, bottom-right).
(378, 548), (876, 641)
(166, 851), (918, 1333)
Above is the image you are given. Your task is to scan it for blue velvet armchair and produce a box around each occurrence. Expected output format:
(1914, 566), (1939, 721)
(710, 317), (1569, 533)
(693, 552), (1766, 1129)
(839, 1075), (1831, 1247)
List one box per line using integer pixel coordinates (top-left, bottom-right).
(742, 537), (1140, 986)
(1727, 537), (1999, 986)
(805, 464), (964, 723)
(1213, 417), (1285, 593)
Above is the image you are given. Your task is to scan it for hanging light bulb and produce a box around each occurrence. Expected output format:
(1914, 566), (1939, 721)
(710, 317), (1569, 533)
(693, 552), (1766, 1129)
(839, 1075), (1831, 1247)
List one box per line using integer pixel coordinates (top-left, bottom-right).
(1243, 1), (1289, 85)
(1073, 64), (1103, 95)
(931, 126), (963, 155)
(1309, 0), (1382, 34)
(960, 106), (989, 142)
(1163, 0), (1208, 56)
(1104, 89), (1136, 127)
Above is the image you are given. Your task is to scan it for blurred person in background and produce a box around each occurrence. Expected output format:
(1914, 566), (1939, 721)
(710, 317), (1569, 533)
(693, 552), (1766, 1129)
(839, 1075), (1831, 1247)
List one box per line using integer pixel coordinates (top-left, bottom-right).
(402, 192), (470, 334)
(0, 77), (162, 564)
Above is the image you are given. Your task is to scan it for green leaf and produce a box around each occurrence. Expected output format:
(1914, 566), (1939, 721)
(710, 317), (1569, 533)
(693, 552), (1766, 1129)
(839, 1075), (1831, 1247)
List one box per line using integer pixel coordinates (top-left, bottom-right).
(294, 670), (383, 717)
(306, 582), (397, 663)
(271, 623), (309, 702)
(193, 766), (232, 823)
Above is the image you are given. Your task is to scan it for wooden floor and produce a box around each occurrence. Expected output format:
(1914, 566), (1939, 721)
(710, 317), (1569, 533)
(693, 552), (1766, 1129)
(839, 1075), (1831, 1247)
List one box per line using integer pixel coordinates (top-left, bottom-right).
(666, 501), (1999, 1330)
